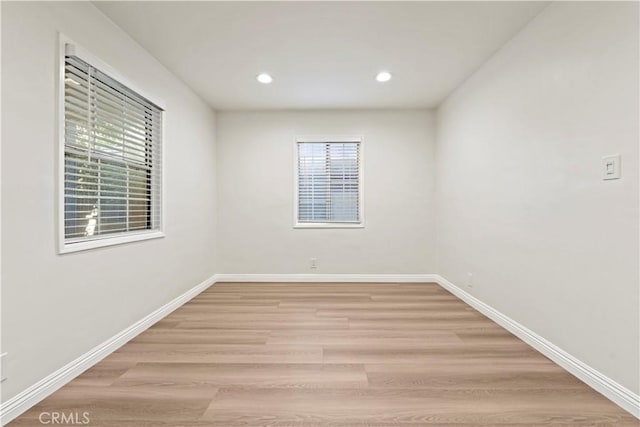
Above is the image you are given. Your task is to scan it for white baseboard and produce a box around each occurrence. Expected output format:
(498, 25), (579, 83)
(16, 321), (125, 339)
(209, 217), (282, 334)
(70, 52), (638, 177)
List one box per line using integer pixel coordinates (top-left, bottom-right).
(0, 274), (217, 426)
(434, 274), (640, 419)
(215, 273), (438, 283)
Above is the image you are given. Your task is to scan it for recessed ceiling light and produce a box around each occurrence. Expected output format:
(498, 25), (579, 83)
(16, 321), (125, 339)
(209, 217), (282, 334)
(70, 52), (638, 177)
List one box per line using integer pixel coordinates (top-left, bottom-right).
(256, 73), (273, 84)
(376, 71), (392, 82)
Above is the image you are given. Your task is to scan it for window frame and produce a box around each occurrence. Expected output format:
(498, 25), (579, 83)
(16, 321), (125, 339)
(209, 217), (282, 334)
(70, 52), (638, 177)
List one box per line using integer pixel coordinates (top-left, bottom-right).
(57, 34), (166, 254)
(293, 136), (364, 229)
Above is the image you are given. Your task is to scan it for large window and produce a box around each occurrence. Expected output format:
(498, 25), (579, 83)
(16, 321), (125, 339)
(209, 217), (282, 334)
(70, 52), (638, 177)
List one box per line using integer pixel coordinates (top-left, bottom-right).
(60, 40), (163, 252)
(295, 138), (362, 228)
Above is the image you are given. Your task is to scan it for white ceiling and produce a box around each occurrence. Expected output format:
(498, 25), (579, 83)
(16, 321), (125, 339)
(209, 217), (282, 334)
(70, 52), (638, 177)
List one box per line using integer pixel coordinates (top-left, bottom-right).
(95, 1), (548, 111)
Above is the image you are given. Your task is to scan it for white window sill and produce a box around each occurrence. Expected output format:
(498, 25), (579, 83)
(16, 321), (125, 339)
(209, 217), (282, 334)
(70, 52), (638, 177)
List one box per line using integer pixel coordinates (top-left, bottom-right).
(294, 223), (364, 229)
(59, 230), (165, 254)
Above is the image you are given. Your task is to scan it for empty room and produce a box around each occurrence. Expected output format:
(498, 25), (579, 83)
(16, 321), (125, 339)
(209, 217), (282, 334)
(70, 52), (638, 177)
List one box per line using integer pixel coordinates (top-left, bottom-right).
(1, 1), (638, 425)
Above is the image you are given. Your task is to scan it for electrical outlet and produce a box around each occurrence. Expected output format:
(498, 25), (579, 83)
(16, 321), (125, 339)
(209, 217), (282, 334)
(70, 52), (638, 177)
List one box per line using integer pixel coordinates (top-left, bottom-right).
(467, 273), (473, 289)
(310, 258), (318, 270)
(1, 352), (7, 382)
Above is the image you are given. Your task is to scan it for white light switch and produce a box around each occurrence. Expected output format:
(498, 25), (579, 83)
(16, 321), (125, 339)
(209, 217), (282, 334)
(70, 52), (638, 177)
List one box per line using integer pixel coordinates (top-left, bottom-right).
(602, 155), (621, 180)
(0, 352), (7, 382)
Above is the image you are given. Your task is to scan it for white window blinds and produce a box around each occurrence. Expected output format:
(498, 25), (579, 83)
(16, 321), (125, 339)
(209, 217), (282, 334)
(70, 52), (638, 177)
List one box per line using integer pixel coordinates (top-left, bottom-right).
(63, 53), (163, 243)
(297, 141), (361, 223)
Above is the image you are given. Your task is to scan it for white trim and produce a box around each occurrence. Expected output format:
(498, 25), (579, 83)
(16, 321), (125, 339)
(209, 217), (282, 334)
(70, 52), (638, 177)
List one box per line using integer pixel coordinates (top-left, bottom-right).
(293, 222), (365, 229)
(59, 34), (166, 110)
(434, 274), (640, 419)
(57, 33), (166, 255)
(59, 231), (165, 254)
(293, 136), (365, 229)
(0, 274), (216, 426)
(295, 135), (362, 143)
(215, 274), (438, 283)
(56, 33), (66, 255)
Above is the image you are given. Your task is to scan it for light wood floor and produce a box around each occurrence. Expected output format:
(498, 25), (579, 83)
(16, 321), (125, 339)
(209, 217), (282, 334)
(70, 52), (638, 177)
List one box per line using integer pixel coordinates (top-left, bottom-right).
(11, 282), (636, 426)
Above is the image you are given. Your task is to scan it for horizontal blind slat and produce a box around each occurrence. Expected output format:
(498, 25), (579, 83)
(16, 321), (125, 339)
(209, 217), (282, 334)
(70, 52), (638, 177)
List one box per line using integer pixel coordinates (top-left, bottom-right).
(297, 141), (360, 223)
(63, 54), (162, 242)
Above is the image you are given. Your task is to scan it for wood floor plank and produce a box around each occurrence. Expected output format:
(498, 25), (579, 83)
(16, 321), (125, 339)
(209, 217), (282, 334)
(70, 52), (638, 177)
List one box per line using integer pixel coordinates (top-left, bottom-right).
(114, 363), (368, 389)
(267, 329), (464, 346)
(10, 282), (635, 426)
(280, 300), (466, 310)
(57, 382), (220, 400)
(365, 362), (586, 390)
(165, 312), (331, 322)
(173, 305), (316, 314)
(201, 388), (633, 425)
(109, 343), (323, 364)
(183, 298), (281, 306)
(348, 318), (500, 330)
(369, 296), (460, 304)
(66, 360), (137, 387)
(316, 308), (483, 320)
(323, 342), (538, 364)
(148, 319), (180, 329)
(130, 329), (270, 345)
(455, 328), (528, 345)
(174, 318), (350, 330)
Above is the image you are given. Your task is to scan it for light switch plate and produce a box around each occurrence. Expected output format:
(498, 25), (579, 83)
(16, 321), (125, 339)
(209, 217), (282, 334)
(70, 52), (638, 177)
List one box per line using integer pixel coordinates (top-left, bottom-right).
(602, 155), (621, 180)
(0, 352), (7, 382)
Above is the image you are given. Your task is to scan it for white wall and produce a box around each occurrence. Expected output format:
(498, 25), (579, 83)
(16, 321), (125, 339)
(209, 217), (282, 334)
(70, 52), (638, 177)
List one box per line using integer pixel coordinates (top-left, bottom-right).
(216, 110), (436, 274)
(1, 2), (217, 402)
(436, 1), (639, 394)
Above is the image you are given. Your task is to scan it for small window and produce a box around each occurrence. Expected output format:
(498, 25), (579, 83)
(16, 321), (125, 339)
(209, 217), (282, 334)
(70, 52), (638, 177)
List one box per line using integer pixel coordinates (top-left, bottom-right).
(295, 138), (363, 228)
(60, 41), (163, 252)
